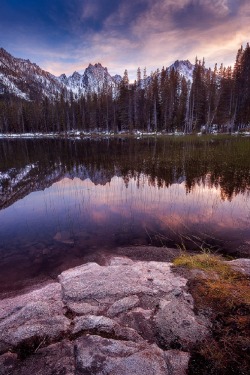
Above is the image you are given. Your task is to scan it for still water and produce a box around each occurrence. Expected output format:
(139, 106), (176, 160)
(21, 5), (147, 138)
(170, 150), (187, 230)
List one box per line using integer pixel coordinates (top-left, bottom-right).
(0, 136), (249, 294)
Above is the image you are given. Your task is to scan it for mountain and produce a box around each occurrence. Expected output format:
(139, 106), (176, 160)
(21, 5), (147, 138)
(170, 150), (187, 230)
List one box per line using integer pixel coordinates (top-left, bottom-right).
(0, 47), (194, 101)
(168, 60), (194, 82)
(58, 63), (120, 98)
(0, 48), (122, 101)
(0, 48), (64, 100)
(112, 74), (123, 85)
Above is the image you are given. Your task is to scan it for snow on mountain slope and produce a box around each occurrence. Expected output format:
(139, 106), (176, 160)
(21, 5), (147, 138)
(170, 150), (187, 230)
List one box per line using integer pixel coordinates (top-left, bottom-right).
(0, 47), (194, 102)
(138, 60), (194, 89)
(112, 74), (122, 85)
(0, 48), (64, 100)
(0, 73), (29, 99)
(168, 60), (194, 82)
(83, 63), (114, 92)
(58, 71), (84, 97)
(58, 63), (122, 97)
(0, 48), (122, 100)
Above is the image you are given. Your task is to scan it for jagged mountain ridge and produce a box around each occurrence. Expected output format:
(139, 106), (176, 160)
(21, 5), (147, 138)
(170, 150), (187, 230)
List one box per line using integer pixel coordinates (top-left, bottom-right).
(168, 60), (194, 82)
(58, 62), (120, 97)
(0, 47), (194, 101)
(0, 48), (122, 101)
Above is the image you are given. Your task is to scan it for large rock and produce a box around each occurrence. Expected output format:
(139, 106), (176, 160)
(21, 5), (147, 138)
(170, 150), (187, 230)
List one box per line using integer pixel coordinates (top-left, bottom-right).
(67, 300), (100, 315)
(73, 315), (143, 342)
(59, 257), (210, 350)
(0, 283), (70, 353)
(154, 297), (210, 350)
(75, 335), (190, 375)
(0, 352), (18, 375)
(59, 258), (187, 303)
(0, 338), (190, 375)
(3, 340), (75, 375)
(0, 254), (214, 373)
(107, 295), (140, 317)
(116, 306), (155, 343)
(164, 350), (190, 375)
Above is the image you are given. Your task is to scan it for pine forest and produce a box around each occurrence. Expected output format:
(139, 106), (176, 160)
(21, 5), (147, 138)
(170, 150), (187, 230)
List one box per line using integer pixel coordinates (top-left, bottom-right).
(1, 44), (250, 134)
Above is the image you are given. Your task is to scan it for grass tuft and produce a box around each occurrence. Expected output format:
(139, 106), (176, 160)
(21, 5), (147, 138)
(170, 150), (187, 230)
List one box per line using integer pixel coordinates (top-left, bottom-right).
(173, 252), (250, 374)
(173, 252), (228, 272)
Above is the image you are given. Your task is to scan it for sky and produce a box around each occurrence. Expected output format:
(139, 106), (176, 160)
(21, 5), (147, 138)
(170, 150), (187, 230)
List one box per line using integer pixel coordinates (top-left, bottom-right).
(1, 0), (250, 79)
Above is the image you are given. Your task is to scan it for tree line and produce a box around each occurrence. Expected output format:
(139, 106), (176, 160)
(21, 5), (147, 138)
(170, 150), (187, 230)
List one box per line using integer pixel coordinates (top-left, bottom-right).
(1, 44), (250, 134)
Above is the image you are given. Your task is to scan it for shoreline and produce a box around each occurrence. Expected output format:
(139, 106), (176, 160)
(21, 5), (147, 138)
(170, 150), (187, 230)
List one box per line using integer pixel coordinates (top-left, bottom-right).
(0, 244), (249, 300)
(0, 131), (250, 140)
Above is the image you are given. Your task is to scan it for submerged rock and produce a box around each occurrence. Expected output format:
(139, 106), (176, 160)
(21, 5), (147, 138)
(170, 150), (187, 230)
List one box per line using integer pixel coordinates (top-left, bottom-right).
(53, 231), (74, 245)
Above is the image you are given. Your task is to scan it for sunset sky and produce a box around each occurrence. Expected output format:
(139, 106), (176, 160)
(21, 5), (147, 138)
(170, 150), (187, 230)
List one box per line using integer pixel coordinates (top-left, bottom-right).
(1, 0), (249, 79)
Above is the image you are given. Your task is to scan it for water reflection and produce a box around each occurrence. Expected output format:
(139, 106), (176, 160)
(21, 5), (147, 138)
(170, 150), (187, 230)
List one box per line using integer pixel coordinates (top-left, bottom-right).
(0, 137), (249, 294)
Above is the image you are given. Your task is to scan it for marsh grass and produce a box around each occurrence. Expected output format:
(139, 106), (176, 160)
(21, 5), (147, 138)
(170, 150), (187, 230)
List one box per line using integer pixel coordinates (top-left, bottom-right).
(173, 252), (250, 374)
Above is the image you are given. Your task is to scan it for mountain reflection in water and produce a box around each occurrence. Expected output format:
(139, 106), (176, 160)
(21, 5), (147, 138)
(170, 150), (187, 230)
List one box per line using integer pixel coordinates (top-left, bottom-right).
(0, 136), (249, 295)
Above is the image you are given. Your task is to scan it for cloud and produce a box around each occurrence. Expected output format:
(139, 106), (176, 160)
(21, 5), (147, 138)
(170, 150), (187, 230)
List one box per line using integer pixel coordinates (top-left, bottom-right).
(126, 0), (250, 71)
(81, 1), (99, 20)
(1, 0), (250, 79)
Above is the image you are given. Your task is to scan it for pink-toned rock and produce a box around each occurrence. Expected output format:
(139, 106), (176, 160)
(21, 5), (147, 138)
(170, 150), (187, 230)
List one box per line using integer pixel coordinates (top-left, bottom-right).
(107, 295), (140, 317)
(59, 258), (187, 302)
(75, 335), (190, 375)
(164, 350), (190, 375)
(73, 315), (143, 342)
(5, 340), (75, 375)
(226, 258), (250, 275)
(0, 352), (18, 375)
(154, 298), (211, 350)
(0, 283), (70, 353)
(0, 253), (215, 374)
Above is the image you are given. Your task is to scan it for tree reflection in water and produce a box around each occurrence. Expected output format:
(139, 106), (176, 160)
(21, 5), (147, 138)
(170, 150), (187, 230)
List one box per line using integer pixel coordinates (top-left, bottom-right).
(0, 136), (249, 294)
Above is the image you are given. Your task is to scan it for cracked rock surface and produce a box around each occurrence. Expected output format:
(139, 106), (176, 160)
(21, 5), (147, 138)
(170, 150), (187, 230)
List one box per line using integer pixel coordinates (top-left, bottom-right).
(0, 253), (211, 374)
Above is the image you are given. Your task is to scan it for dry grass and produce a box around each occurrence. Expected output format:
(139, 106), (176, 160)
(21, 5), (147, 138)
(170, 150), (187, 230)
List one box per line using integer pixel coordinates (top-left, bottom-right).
(174, 252), (250, 307)
(173, 252), (230, 272)
(173, 252), (250, 374)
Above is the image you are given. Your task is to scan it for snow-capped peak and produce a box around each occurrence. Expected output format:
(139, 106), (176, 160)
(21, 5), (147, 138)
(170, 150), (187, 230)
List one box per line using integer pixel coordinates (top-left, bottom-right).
(168, 60), (194, 82)
(57, 62), (120, 97)
(112, 74), (122, 85)
(0, 48), (194, 102)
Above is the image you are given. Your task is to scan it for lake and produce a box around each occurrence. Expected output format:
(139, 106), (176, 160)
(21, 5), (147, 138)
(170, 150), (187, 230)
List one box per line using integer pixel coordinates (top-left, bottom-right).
(0, 135), (249, 295)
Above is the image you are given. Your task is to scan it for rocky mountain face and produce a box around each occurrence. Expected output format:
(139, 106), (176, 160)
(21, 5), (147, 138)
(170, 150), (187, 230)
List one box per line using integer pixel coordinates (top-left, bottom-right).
(0, 48), (64, 100)
(168, 60), (194, 82)
(0, 47), (194, 101)
(58, 62), (120, 98)
(0, 48), (122, 101)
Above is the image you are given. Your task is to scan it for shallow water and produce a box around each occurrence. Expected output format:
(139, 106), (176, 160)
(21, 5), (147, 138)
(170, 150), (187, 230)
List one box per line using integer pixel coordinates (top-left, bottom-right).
(0, 136), (249, 294)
